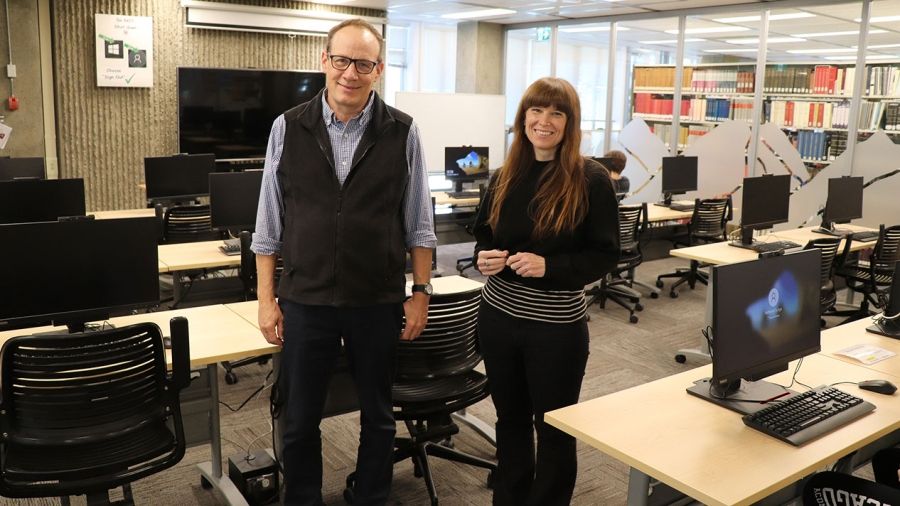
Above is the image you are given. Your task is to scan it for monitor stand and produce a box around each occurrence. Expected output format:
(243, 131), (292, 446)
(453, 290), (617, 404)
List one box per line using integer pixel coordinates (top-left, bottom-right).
(454, 180), (465, 193)
(813, 222), (852, 237)
(866, 317), (900, 340)
(728, 227), (758, 250)
(654, 193), (673, 208)
(686, 377), (796, 415)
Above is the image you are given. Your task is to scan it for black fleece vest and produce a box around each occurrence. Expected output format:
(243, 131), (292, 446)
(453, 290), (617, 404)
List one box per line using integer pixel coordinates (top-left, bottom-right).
(277, 90), (412, 306)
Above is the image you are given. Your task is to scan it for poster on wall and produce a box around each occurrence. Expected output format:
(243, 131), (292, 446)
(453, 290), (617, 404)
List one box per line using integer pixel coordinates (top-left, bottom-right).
(95, 14), (153, 88)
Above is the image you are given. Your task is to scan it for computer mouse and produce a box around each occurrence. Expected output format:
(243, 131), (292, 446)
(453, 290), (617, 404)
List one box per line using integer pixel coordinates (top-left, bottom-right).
(858, 379), (897, 395)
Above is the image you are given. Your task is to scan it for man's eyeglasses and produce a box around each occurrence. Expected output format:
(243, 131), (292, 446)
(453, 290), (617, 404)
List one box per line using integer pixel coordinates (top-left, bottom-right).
(327, 54), (379, 74)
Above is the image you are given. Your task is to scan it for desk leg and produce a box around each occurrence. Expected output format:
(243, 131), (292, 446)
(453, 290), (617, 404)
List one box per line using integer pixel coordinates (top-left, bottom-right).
(452, 409), (496, 447)
(172, 272), (183, 307)
(627, 468), (650, 506)
(196, 363), (250, 506)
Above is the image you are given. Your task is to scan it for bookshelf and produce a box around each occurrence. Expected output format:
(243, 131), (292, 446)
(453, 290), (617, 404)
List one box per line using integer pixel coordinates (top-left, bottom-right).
(631, 62), (900, 163)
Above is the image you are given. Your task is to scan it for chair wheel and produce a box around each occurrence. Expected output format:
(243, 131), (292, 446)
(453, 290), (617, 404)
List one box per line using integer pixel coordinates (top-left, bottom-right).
(200, 476), (213, 490)
(224, 372), (238, 385)
(669, 291), (678, 299)
(675, 354), (687, 364)
(650, 292), (659, 299)
(629, 314), (638, 324)
(655, 279), (664, 288)
(635, 303), (644, 312)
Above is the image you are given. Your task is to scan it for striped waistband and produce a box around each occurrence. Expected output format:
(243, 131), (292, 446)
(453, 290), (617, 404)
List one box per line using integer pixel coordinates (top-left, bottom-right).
(482, 275), (586, 324)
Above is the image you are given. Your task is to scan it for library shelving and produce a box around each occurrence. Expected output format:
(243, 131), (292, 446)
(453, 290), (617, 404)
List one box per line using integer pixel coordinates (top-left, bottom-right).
(632, 62), (900, 163)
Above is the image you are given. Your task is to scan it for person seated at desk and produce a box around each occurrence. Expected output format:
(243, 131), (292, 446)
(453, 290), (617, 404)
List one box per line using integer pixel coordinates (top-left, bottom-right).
(603, 149), (629, 195)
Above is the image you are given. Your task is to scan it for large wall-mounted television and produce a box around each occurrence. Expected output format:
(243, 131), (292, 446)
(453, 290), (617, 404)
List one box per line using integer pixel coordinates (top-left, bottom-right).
(177, 67), (325, 162)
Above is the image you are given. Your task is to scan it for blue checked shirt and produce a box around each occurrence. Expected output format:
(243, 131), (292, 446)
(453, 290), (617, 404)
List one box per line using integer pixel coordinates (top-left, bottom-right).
(251, 92), (437, 256)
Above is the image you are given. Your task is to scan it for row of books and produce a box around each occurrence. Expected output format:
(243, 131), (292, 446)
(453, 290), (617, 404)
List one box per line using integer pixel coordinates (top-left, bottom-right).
(859, 101), (887, 131)
(867, 65), (900, 96)
(648, 122), (713, 148)
(762, 65), (856, 95)
(633, 67), (693, 89)
(689, 69), (755, 93)
(885, 103), (900, 131)
(762, 100), (851, 129)
(633, 93), (690, 117)
(791, 130), (830, 161)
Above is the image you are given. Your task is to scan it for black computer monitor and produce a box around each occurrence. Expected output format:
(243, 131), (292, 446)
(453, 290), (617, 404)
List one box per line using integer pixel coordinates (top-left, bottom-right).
(661, 156), (698, 205)
(144, 153), (216, 203)
(209, 170), (263, 232)
(444, 146), (489, 192)
(821, 176), (864, 234)
(0, 157), (45, 181)
(738, 174), (791, 246)
(866, 261), (900, 339)
(0, 178), (86, 224)
(0, 217), (160, 332)
(687, 249), (821, 413)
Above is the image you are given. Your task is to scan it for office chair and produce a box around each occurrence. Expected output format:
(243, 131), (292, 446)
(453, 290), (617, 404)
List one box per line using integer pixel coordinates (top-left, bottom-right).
(456, 184), (486, 277)
(586, 203), (646, 323)
(344, 287), (496, 506)
(655, 197), (731, 298)
(802, 471), (900, 506)
(161, 204), (221, 244)
(828, 224), (900, 323)
(0, 318), (191, 505)
(802, 237), (844, 327)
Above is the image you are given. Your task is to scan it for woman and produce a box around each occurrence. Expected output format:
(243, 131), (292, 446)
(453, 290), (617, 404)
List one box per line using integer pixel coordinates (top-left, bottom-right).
(603, 149), (630, 194)
(472, 77), (620, 506)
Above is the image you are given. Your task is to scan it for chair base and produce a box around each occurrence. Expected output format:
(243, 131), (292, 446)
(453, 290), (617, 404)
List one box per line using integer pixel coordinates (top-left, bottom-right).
(61, 483), (134, 506)
(656, 260), (708, 298)
(456, 257), (475, 278)
(221, 355), (271, 385)
(587, 280), (642, 324)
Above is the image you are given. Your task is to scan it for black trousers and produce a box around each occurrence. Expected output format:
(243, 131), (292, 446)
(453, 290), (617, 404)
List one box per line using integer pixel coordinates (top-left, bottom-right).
(477, 302), (590, 506)
(276, 299), (402, 506)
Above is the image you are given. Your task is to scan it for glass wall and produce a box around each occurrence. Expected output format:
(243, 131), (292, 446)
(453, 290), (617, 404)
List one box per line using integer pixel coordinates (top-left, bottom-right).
(504, 27), (553, 124)
(383, 22), (457, 106)
(556, 23), (611, 156)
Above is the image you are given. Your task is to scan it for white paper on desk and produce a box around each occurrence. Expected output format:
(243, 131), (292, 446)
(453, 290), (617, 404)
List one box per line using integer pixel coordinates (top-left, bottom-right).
(0, 123), (11, 149)
(834, 344), (896, 365)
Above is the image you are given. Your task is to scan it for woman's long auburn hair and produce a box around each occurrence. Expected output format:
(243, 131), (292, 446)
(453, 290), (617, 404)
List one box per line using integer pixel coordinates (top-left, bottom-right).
(488, 77), (588, 239)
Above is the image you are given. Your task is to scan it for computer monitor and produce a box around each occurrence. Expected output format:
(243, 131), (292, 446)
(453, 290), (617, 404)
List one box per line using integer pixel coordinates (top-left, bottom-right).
(0, 217), (160, 332)
(660, 156), (698, 205)
(0, 178), (86, 224)
(820, 176), (864, 234)
(144, 153), (216, 203)
(866, 260), (900, 339)
(737, 174), (791, 246)
(687, 249), (821, 414)
(0, 157), (45, 181)
(444, 146), (489, 192)
(209, 170), (263, 232)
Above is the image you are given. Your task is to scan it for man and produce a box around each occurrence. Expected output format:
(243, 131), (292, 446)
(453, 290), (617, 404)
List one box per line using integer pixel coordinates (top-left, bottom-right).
(251, 19), (436, 505)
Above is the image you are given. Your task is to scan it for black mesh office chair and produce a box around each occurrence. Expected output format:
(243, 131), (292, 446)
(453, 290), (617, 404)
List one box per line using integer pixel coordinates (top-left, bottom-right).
(0, 319), (191, 505)
(656, 197), (731, 298)
(802, 237), (844, 327)
(829, 224), (900, 323)
(456, 185), (486, 277)
(161, 204), (221, 244)
(586, 203), (646, 323)
(344, 287), (496, 506)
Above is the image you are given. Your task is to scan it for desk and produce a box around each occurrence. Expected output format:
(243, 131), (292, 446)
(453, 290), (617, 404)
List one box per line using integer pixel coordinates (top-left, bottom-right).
(645, 202), (694, 223)
(819, 317), (900, 378)
(91, 208), (156, 220)
(670, 224), (878, 266)
(0, 305), (278, 506)
(545, 352), (900, 506)
(432, 191), (479, 207)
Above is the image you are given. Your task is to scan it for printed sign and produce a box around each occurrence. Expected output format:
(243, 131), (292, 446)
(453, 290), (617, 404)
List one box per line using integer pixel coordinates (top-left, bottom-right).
(95, 14), (153, 88)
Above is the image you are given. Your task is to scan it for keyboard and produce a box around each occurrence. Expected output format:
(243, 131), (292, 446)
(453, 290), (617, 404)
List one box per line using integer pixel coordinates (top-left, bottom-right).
(743, 385), (875, 446)
(446, 190), (480, 199)
(669, 203), (694, 212)
(729, 240), (801, 253)
(219, 238), (241, 256)
(851, 231), (880, 243)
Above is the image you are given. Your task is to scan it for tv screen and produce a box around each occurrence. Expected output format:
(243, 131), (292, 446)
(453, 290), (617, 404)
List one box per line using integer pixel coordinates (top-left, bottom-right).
(178, 67), (326, 161)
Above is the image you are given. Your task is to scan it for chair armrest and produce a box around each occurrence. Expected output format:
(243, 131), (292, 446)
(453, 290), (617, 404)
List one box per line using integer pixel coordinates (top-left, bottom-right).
(169, 316), (191, 391)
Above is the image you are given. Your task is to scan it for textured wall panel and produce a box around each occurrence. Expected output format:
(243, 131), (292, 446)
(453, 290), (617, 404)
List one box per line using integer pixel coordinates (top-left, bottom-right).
(53, 0), (383, 210)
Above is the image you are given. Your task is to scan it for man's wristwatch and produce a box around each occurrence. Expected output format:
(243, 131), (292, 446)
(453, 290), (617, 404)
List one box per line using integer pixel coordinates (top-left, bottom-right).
(411, 283), (433, 296)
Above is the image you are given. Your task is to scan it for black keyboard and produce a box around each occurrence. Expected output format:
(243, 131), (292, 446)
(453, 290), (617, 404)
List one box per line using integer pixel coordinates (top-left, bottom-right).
(669, 203), (694, 212)
(219, 238), (241, 256)
(743, 385), (875, 446)
(729, 240), (801, 253)
(852, 231), (880, 243)
(446, 190), (480, 199)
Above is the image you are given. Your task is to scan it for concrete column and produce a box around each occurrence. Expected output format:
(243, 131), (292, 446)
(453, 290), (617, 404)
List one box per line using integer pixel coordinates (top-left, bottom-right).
(455, 21), (503, 94)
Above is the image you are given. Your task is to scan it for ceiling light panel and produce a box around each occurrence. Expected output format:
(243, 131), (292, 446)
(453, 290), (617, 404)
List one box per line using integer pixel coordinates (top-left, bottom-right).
(441, 8), (516, 20)
(713, 13), (815, 23)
